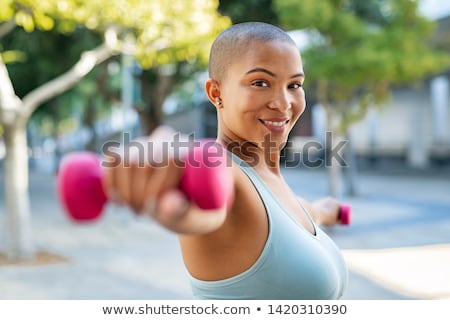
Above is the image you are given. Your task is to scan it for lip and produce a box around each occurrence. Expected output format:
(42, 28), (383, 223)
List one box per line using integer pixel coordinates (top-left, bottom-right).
(259, 118), (290, 132)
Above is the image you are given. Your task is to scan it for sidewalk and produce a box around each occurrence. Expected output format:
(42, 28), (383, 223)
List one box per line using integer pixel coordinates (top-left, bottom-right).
(285, 166), (450, 300)
(0, 165), (449, 300)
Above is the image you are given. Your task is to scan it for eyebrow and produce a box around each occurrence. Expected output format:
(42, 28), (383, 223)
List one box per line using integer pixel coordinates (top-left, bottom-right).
(245, 67), (304, 79)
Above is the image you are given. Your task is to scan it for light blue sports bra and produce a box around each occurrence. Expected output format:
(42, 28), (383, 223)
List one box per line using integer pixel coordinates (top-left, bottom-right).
(188, 154), (348, 300)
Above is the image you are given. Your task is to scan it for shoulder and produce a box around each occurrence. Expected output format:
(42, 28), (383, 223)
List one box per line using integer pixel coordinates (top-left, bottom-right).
(178, 156), (269, 280)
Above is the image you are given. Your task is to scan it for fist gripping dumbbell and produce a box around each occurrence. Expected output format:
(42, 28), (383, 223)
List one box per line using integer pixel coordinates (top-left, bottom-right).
(57, 139), (233, 222)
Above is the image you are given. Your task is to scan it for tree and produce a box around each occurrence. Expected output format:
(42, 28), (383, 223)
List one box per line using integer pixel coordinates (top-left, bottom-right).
(273, 0), (450, 196)
(137, 0), (286, 137)
(2, 26), (112, 159)
(0, 0), (230, 260)
(134, 0), (278, 136)
(218, 0), (278, 24)
(137, 60), (202, 134)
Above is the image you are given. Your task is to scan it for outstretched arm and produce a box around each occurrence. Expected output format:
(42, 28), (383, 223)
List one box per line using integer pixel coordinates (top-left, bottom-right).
(298, 196), (341, 226)
(102, 126), (229, 235)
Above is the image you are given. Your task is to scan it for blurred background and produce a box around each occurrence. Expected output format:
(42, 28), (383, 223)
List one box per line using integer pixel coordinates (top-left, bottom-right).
(0, 0), (449, 300)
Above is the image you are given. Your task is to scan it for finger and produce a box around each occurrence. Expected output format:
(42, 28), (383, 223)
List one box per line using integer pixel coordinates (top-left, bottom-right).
(154, 189), (189, 222)
(114, 160), (132, 205)
(152, 190), (227, 235)
(142, 159), (183, 205)
(101, 153), (122, 203)
(141, 165), (165, 206)
(129, 164), (153, 213)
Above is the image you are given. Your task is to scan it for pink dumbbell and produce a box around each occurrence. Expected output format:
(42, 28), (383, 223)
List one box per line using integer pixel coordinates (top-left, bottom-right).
(338, 203), (352, 225)
(57, 139), (233, 222)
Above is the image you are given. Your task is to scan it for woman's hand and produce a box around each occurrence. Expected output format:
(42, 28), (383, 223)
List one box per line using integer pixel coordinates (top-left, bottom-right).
(311, 197), (341, 226)
(102, 126), (228, 235)
(298, 196), (341, 226)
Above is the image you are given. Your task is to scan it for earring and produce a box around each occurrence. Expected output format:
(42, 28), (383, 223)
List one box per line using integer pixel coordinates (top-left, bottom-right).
(216, 100), (222, 106)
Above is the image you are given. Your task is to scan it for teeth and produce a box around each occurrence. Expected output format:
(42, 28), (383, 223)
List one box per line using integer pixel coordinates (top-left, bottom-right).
(263, 120), (285, 127)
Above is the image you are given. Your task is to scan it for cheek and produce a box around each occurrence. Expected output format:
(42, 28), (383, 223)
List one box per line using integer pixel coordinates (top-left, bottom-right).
(226, 91), (261, 115)
(294, 91), (307, 118)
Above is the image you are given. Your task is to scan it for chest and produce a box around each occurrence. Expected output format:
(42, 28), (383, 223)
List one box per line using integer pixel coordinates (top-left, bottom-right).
(259, 173), (316, 235)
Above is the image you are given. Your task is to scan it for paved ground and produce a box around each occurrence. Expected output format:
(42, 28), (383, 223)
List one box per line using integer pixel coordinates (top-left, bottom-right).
(0, 163), (449, 300)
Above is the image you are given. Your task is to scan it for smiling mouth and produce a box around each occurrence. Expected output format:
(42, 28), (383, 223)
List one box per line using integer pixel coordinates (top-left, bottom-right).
(260, 119), (289, 127)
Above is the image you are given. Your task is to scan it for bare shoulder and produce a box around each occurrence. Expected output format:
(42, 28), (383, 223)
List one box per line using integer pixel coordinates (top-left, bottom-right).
(178, 158), (269, 281)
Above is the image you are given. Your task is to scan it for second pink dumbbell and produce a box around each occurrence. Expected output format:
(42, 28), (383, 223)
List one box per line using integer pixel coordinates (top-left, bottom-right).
(338, 203), (351, 225)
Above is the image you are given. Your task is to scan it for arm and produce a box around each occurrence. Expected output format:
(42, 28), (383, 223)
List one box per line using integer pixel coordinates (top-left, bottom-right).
(102, 126), (229, 235)
(144, 189), (228, 235)
(298, 196), (341, 226)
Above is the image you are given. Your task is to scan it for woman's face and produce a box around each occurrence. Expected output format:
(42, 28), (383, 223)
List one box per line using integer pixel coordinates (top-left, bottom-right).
(215, 39), (306, 150)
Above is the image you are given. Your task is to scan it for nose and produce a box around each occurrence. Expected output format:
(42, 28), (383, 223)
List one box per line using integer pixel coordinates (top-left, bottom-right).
(267, 89), (291, 111)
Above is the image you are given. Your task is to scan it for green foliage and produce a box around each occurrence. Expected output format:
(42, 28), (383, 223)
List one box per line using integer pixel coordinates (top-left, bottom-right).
(0, 0), (231, 136)
(2, 27), (103, 97)
(0, 50), (26, 64)
(1, 0), (231, 68)
(1, 25), (107, 136)
(276, 0), (335, 31)
(274, 0), (450, 132)
(218, 0), (278, 24)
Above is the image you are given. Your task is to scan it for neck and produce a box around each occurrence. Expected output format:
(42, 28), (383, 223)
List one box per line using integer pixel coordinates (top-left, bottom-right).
(218, 133), (283, 174)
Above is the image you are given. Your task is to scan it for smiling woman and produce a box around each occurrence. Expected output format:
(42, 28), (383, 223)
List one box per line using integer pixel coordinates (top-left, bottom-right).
(180, 22), (348, 299)
(206, 28), (306, 152)
(102, 22), (349, 300)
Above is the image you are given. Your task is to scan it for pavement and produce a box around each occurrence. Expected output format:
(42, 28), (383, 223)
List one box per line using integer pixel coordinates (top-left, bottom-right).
(0, 162), (450, 300)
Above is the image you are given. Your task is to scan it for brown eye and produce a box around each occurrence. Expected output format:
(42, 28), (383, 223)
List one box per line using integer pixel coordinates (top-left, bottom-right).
(252, 80), (269, 87)
(289, 82), (303, 89)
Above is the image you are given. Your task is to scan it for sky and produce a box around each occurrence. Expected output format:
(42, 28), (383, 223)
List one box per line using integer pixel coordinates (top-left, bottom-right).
(420, 0), (450, 19)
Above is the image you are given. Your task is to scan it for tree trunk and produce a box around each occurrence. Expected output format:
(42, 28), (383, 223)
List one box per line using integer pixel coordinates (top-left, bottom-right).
(83, 97), (98, 152)
(317, 81), (344, 198)
(344, 132), (358, 196)
(138, 66), (181, 135)
(0, 33), (116, 261)
(325, 110), (345, 198)
(327, 134), (344, 198)
(3, 123), (34, 260)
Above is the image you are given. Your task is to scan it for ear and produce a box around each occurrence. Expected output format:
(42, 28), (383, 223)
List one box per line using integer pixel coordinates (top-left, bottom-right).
(205, 79), (223, 108)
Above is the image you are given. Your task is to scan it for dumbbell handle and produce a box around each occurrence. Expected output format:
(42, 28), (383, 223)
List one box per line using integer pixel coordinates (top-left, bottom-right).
(57, 140), (233, 222)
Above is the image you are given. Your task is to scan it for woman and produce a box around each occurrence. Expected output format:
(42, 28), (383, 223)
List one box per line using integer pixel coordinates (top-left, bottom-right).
(103, 22), (348, 299)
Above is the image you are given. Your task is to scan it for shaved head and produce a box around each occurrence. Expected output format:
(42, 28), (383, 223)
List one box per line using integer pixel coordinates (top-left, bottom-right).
(208, 22), (298, 81)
